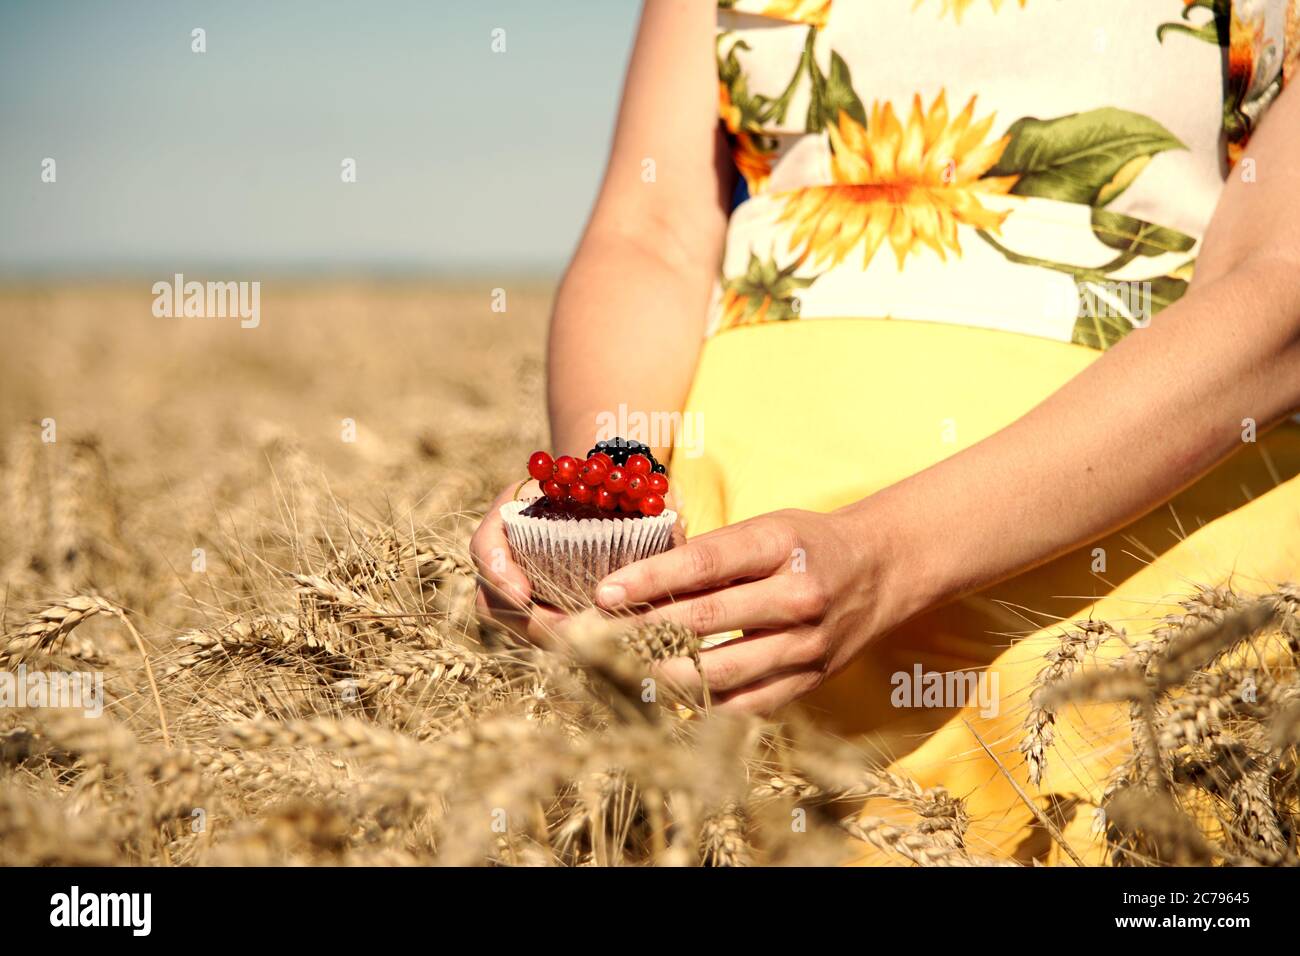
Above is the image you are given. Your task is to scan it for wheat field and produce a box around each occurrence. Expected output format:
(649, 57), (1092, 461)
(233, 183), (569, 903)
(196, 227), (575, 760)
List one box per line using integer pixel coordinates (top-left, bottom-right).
(1, 282), (1297, 867)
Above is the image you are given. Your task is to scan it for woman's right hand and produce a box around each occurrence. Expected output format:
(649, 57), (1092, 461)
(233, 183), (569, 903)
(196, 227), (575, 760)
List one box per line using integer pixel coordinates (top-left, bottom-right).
(470, 482), (569, 644)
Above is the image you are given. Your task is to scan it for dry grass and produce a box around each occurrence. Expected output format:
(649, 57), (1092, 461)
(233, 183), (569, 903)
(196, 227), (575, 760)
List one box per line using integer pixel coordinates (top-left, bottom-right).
(1, 282), (1298, 866)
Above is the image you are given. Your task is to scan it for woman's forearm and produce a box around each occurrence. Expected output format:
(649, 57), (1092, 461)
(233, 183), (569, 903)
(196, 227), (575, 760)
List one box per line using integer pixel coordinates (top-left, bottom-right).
(861, 257), (1300, 619)
(855, 85), (1300, 623)
(547, 226), (714, 460)
(543, 0), (729, 460)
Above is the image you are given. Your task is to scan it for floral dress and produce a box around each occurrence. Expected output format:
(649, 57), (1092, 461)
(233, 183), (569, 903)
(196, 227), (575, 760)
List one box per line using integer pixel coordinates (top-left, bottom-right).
(713, 0), (1297, 347)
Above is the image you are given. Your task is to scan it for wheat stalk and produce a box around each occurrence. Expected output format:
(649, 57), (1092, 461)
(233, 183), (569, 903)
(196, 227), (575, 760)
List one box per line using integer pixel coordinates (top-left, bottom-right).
(413, 543), (476, 582)
(1021, 620), (1120, 786)
(1158, 670), (1274, 750)
(841, 815), (1007, 867)
(700, 801), (751, 866)
(3, 595), (170, 746)
(343, 646), (506, 697)
(0, 595), (116, 667)
(168, 614), (345, 674)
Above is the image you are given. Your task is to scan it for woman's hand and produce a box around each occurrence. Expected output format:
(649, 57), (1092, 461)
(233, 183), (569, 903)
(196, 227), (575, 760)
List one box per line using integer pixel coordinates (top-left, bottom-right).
(593, 503), (912, 714)
(470, 482), (569, 644)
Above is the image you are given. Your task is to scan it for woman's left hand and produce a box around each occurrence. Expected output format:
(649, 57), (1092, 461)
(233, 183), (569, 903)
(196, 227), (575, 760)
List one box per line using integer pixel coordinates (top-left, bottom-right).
(593, 504), (912, 713)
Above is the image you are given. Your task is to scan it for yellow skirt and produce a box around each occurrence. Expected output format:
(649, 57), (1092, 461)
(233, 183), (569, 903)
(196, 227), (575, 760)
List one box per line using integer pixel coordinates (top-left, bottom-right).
(670, 318), (1300, 865)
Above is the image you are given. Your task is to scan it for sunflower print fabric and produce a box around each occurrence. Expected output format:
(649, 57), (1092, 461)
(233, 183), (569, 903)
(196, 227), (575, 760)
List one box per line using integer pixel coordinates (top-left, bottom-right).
(711, 0), (1298, 348)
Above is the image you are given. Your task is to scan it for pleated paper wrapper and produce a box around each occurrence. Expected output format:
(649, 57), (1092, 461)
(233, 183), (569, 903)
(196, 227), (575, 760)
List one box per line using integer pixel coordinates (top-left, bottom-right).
(500, 499), (676, 606)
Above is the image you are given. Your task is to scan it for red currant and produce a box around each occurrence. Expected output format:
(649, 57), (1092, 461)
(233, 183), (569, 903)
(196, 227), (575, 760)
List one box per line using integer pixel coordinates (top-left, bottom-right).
(541, 479), (565, 500)
(593, 452), (615, 470)
(618, 493), (639, 512)
(604, 467), (628, 494)
(580, 457), (608, 487)
(625, 474), (649, 499)
(647, 473), (668, 496)
(553, 455), (580, 485)
(527, 451), (554, 482)
(594, 487), (617, 511)
(625, 453), (652, 477)
(638, 493), (666, 517)
(568, 481), (593, 504)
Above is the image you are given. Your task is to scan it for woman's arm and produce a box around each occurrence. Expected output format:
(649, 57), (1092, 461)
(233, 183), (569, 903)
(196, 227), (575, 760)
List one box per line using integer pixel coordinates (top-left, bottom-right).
(547, 0), (733, 459)
(870, 87), (1300, 620)
(473, 0), (728, 628)
(599, 86), (1300, 713)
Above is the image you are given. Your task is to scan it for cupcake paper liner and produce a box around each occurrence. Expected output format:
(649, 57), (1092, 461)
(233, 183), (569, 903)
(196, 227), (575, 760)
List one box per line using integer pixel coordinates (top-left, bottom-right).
(500, 499), (676, 606)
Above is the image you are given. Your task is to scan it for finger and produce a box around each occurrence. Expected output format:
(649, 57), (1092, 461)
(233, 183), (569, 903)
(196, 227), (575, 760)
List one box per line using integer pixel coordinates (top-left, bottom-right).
(476, 577), (531, 637)
(522, 603), (571, 648)
(472, 505), (531, 609)
(712, 667), (824, 716)
(654, 628), (826, 695)
(475, 584), (531, 637)
(637, 576), (821, 638)
(476, 584), (515, 619)
(475, 583), (570, 647)
(596, 522), (791, 609)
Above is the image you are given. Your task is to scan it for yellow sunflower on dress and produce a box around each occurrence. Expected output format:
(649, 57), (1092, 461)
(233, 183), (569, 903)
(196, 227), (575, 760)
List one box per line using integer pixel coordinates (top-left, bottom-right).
(1229, 6), (1267, 88)
(915, 0), (1027, 21)
(1225, 5), (1269, 164)
(720, 0), (832, 28)
(718, 81), (775, 194)
(731, 134), (775, 195)
(779, 90), (1020, 270)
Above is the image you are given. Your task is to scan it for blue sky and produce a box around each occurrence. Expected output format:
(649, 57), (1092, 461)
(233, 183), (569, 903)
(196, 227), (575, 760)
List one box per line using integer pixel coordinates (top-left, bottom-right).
(0, 0), (641, 276)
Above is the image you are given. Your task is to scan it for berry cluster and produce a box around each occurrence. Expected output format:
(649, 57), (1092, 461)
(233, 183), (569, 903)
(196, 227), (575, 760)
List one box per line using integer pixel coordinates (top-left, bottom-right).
(587, 438), (668, 473)
(526, 438), (669, 516)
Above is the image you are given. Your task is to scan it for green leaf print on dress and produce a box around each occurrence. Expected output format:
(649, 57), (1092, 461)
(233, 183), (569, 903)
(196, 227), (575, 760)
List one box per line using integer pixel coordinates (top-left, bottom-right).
(718, 252), (819, 330)
(1072, 266), (1193, 350)
(1157, 0), (1225, 43)
(989, 108), (1186, 205)
(805, 46), (866, 132)
(979, 107), (1197, 347)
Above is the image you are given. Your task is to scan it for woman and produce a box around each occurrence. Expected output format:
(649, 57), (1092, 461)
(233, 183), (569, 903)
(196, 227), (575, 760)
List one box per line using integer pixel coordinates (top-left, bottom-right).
(474, 0), (1300, 863)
